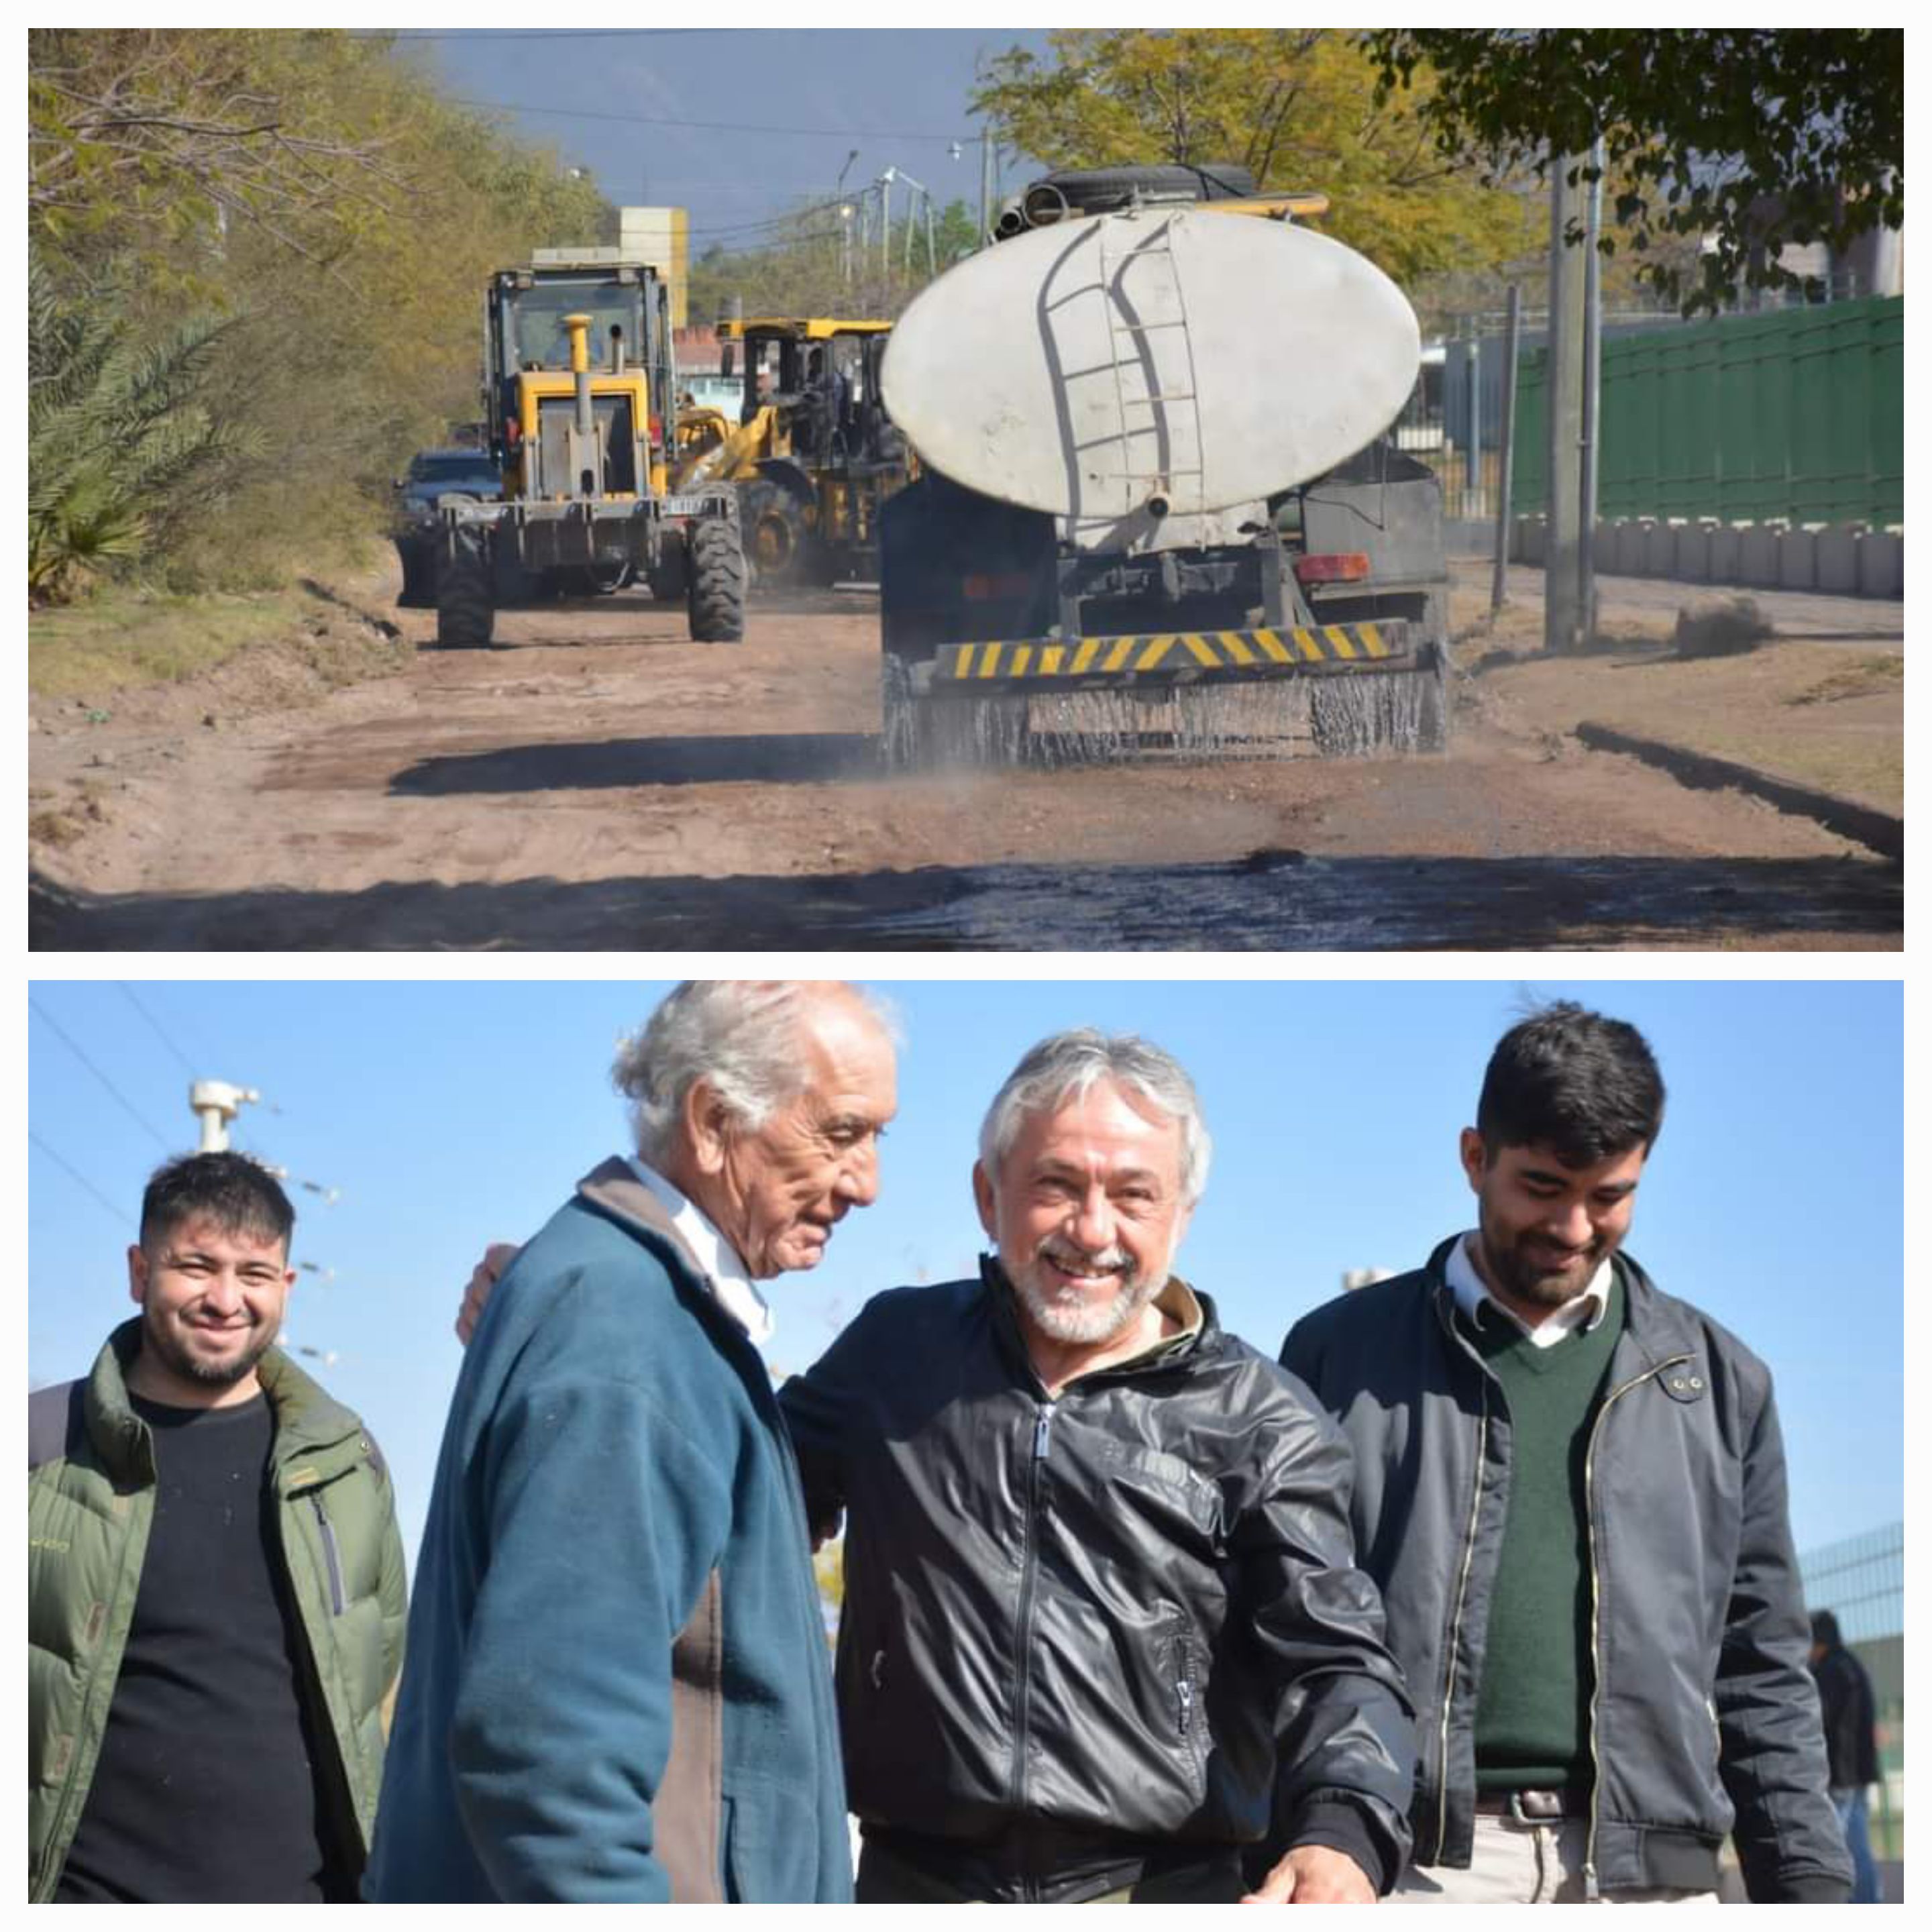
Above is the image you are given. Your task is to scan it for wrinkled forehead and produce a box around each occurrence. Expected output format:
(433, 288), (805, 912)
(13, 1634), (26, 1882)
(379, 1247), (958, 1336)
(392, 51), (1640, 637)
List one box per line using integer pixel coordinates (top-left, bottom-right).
(797, 997), (898, 1079)
(1015, 1078), (1183, 1160)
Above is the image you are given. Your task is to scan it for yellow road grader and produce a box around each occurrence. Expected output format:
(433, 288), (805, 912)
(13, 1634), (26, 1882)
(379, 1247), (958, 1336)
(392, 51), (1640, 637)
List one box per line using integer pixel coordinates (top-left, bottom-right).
(433, 252), (746, 646)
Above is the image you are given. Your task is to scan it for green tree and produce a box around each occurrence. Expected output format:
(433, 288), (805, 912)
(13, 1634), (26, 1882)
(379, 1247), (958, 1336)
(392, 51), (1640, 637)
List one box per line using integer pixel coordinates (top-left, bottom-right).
(1365, 30), (1904, 314)
(30, 28), (611, 594)
(971, 30), (1534, 288)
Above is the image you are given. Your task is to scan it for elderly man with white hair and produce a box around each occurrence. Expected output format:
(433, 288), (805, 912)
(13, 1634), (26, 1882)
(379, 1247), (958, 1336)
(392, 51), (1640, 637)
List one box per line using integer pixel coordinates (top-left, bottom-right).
(366, 980), (896, 1905)
(779, 1028), (1416, 1904)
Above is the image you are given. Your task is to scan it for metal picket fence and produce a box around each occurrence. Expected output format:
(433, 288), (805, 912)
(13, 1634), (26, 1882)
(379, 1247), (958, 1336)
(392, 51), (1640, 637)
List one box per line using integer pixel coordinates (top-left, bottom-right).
(1801, 1521), (1904, 1861)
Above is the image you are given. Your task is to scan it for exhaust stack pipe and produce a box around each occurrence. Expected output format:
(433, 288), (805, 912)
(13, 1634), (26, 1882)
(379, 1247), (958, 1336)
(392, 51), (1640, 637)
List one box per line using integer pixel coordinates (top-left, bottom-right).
(564, 311), (596, 496)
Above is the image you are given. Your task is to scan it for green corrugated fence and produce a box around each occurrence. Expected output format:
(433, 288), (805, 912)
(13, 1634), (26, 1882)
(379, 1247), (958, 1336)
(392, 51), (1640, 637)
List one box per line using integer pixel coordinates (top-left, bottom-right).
(1513, 297), (1902, 527)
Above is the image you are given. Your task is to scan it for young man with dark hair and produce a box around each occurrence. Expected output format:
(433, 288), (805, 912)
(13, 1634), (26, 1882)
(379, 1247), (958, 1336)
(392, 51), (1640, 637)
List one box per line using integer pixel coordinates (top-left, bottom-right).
(1281, 1003), (1849, 1904)
(28, 1151), (407, 1902)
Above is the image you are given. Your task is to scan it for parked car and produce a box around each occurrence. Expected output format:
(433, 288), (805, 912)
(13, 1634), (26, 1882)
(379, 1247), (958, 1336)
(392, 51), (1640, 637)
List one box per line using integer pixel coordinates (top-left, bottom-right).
(392, 448), (503, 606)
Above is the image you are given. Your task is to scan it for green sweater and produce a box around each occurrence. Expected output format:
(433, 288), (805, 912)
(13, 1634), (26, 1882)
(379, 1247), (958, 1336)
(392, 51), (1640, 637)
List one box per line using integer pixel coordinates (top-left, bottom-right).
(1464, 1276), (1624, 1790)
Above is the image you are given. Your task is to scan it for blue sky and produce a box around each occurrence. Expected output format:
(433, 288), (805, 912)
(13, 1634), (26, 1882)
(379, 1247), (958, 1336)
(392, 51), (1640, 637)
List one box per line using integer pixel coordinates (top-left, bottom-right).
(28, 977), (1900, 1574)
(390, 28), (1055, 258)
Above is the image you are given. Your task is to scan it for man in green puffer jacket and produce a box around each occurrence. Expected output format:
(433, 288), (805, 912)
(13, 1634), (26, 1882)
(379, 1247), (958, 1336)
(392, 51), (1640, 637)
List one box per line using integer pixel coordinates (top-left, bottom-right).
(28, 1152), (407, 1902)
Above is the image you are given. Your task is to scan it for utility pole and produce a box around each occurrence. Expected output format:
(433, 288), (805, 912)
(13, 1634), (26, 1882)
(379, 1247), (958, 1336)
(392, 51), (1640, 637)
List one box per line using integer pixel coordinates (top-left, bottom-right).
(878, 168), (895, 289)
(836, 149), (860, 289)
(894, 168), (933, 278)
(1491, 282), (1523, 613)
(1578, 133), (1606, 644)
(1465, 332), (1482, 519)
(189, 1079), (259, 1153)
(979, 127), (995, 248)
(1544, 155), (1587, 652)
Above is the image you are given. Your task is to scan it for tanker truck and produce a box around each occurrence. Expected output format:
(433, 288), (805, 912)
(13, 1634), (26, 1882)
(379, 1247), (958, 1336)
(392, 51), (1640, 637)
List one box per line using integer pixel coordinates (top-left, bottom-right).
(877, 165), (1450, 766)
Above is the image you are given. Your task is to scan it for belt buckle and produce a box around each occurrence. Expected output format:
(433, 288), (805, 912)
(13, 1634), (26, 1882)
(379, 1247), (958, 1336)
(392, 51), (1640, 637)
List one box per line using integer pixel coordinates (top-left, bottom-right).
(1508, 1788), (1566, 1824)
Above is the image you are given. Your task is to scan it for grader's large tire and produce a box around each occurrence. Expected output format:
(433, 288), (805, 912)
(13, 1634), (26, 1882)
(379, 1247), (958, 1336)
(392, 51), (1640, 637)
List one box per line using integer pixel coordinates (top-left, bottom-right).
(435, 523), (495, 647)
(686, 515), (747, 643)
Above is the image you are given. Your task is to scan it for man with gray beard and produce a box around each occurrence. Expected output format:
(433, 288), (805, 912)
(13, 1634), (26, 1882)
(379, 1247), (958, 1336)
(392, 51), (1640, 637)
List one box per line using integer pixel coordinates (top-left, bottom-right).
(778, 1029), (1415, 1904)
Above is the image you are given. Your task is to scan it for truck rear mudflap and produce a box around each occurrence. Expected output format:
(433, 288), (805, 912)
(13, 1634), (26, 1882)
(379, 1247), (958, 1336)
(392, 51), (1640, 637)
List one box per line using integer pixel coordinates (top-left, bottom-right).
(926, 619), (1413, 690)
(884, 618), (1446, 767)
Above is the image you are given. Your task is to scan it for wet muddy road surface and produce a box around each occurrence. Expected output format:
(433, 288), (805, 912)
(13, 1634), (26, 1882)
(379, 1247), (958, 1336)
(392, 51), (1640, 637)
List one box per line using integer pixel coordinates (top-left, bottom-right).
(30, 576), (1902, 951)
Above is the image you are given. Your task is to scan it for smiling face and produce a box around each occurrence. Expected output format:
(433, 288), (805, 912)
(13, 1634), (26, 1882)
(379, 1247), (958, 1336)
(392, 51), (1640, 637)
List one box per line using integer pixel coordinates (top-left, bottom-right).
(975, 1079), (1192, 1350)
(127, 1212), (294, 1407)
(687, 994), (898, 1280)
(1460, 1131), (1646, 1319)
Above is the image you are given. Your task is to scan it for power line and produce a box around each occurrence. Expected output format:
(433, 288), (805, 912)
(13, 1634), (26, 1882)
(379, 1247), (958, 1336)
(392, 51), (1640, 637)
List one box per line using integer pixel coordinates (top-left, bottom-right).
(28, 1130), (125, 1227)
(29, 996), (172, 1150)
(443, 94), (972, 144)
(117, 982), (196, 1078)
(376, 28), (716, 41)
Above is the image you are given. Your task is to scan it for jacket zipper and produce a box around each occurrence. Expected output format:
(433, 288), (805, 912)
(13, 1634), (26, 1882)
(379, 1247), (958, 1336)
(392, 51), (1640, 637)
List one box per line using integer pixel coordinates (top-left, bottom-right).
(1581, 1354), (1691, 1900)
(1006, 1401), (1056, 1813)
(310, 1493), (347, 1615)
(1434, 1385), (1489, 1862)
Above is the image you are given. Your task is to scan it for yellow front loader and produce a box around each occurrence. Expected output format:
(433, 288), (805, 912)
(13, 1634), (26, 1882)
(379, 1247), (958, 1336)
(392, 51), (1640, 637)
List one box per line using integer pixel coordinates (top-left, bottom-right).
(674, 317), (910, 588)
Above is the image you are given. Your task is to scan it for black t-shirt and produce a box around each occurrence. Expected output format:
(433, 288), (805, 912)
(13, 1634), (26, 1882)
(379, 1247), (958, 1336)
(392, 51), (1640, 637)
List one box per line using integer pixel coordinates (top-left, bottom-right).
(56, 1393), (342, 1902)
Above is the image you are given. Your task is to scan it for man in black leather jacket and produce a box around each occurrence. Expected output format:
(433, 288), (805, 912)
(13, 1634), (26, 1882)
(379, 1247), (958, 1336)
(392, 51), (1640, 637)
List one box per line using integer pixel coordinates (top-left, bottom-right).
(1281, 1002), (1849, 1904)
(781, 1028), (1416, 1903)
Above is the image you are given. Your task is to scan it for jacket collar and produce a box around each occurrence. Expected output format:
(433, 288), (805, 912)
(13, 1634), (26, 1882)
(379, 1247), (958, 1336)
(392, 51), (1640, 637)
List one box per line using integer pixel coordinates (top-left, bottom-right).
(87, 1318), (366, 1487)
(977, 1252), (1218, 1388)
(576, 1156), (768, 1340)
(1426, 1235), (1699, 1371)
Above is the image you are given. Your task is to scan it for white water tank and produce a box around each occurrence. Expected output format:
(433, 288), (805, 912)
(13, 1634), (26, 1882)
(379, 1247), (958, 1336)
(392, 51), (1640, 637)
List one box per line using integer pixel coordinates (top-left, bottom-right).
(884, 207), (1420, 526)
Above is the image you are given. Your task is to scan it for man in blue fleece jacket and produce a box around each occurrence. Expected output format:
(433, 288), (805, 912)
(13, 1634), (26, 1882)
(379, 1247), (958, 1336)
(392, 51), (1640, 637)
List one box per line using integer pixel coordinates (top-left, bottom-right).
(366, 981), (896, 1903)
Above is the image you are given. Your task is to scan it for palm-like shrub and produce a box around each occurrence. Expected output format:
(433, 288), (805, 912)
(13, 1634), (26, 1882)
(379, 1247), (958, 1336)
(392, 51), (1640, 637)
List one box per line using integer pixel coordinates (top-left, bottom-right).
(28, 252), (254, 602)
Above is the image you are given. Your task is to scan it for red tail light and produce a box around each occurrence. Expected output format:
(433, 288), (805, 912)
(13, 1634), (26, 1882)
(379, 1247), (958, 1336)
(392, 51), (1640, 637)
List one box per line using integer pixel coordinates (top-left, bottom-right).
(648, 415), (663, 445)
(504, 418), (521, 448)
(1294, 551), (1371, 584)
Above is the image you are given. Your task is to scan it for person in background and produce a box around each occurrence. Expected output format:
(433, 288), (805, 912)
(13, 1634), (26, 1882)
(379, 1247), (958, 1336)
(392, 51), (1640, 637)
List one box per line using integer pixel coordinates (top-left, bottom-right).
(1809, 1610), (1884, 1902)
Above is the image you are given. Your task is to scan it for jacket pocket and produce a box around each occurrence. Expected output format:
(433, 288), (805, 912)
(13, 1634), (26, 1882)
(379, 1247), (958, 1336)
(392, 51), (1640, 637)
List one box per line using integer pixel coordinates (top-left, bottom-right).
(1171, 1625), (1205, 1783)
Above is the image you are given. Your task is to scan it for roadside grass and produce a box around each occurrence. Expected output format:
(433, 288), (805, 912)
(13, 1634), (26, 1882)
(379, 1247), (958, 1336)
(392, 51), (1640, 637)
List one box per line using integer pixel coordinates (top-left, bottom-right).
(30, 586), (320, 700)
(30, 570), (407, 712)
(1786, 654), (1904, 706)
(1452, 592), (1902, 816)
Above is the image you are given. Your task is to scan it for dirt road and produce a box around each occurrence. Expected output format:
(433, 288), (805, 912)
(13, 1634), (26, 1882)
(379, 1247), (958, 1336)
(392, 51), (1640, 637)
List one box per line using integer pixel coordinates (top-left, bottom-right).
(29, 566), (1901, 951)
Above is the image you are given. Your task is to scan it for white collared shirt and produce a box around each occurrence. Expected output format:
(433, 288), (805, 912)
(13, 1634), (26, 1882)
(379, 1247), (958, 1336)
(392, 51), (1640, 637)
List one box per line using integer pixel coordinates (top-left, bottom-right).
(626, 1157), (775, 1346)
(1447, 1230), (1611, 1350)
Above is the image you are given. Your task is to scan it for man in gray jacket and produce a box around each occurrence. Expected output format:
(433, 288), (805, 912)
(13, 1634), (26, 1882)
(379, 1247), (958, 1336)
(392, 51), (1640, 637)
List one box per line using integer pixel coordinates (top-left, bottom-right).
(1281, 1002), (1849, 1904)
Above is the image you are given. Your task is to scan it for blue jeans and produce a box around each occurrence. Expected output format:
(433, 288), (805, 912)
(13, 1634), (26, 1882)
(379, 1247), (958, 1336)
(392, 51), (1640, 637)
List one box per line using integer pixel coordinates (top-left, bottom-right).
(1831, 1786), (1882, 1904)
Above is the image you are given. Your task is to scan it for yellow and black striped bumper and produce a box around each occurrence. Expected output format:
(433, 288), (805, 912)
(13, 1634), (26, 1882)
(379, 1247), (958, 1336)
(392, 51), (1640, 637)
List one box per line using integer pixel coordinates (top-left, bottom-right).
(922, 620), (1413, 694)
